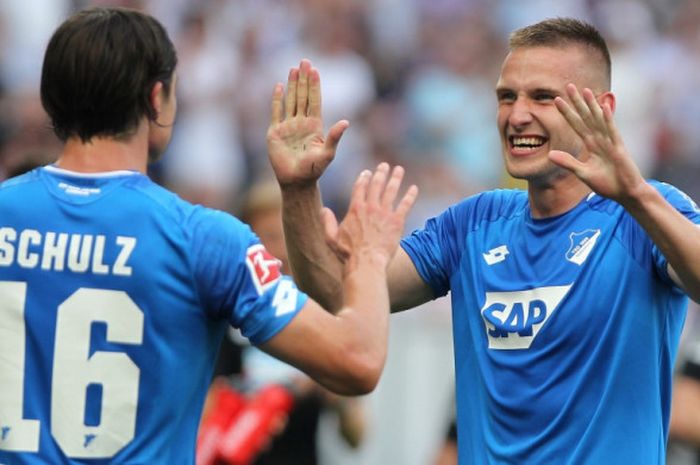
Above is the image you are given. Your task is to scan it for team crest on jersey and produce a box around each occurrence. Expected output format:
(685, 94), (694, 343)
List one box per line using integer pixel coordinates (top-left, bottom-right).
(481, 285), (571, 350)
(245, 244), (282, 294)
(565, 229), (600, 265)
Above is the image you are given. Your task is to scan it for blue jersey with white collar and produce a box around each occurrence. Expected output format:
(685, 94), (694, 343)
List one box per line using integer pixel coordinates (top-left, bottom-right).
(0, 166), (307, 464)
(402, 181), (700, 465)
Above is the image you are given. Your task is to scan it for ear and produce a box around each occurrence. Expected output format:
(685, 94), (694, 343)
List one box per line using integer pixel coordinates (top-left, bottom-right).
(598, 91), (616, 114)
(150, 81), (164, 117)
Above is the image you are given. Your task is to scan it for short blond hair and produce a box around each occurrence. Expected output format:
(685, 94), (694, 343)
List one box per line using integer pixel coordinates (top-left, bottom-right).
(509, 17), (611, 89)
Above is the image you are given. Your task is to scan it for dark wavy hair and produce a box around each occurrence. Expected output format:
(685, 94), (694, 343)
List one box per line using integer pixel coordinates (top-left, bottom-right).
(40, 7), (177, 142)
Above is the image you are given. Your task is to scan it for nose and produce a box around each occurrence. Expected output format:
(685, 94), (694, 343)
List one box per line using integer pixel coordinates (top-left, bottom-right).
(508, 97), (533, 129)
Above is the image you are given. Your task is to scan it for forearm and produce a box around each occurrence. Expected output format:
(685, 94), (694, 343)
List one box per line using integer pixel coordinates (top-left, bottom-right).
(670, 376), (700, 446)
(258, 255), (390, 396)
(621, 183), (700, 302)
(326, 253), (390, 393)
(281, 183), (344, 311)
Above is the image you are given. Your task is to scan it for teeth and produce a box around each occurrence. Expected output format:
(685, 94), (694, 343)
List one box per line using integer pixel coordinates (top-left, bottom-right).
(512, 136), (545, 147)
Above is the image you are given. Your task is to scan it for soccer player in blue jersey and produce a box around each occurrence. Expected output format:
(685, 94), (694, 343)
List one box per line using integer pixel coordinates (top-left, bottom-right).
(268, 18), (700, 465)
(0, 7), (418, 465)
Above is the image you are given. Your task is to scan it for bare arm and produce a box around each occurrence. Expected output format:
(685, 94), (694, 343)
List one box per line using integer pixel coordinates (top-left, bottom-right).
(388, 247), (435, 312)
(670, 374), (700, 446)
(259, 165), (418, 395)
(267, 59), (433, 312)
(267, 59), (347, 311)
(280, 182), (344, 311)
(552, 84), (700, 302)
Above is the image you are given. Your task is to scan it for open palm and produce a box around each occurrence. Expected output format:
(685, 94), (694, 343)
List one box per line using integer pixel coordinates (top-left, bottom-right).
(549, 84), (645, 203)
(267, 59), (348, 187)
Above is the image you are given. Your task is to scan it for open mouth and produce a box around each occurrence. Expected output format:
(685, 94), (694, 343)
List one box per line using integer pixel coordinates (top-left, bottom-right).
(509, 135), (547, 150)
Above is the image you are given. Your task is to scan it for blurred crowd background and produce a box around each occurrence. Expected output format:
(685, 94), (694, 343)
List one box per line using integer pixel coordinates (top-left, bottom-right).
(2, 0), (700, 464)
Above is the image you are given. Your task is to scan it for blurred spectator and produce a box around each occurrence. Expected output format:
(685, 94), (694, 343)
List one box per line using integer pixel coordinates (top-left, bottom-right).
(160, 3), (246, 210)
(401, 13), (504, 198)
(206, 180), (366, 465)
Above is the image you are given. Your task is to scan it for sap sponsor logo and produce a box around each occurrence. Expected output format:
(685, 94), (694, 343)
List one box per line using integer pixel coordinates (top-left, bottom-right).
(483, 245), (509, 265)
(481, 285), (571, 350)
(245, 244), (282, 294)
(565, 229), (600, 265)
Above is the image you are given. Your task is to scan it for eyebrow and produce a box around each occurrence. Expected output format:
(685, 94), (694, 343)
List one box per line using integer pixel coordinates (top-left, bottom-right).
(530, 87), (560, 95)
(495, 86), (562, 96)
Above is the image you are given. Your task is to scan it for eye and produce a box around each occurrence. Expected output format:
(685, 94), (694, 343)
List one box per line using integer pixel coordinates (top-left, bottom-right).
(497, 91), (516, 103)
(533, 92), (555, 102)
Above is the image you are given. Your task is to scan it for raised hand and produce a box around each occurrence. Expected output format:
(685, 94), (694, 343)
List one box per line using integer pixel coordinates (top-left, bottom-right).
(321, 163), (418, 270)
(549, 84), (645, 203)
(267, 59), (349, 187)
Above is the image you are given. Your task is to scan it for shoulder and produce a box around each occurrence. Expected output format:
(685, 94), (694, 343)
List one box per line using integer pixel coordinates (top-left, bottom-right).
(586, 180), (699, 217)
(127, 179), (247, 233)
(649, 180), (700, 212)
(446, 188), (528, 231)
(0, 169), (41, 192)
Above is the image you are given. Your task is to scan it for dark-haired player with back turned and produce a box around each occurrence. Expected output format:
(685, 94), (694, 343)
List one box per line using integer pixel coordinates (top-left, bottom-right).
(0, 7), (416, 464)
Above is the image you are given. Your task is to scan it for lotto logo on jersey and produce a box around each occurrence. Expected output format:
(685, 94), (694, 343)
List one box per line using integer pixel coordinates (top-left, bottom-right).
(480, 285), (571, 350)
(245, 244), (282, 294)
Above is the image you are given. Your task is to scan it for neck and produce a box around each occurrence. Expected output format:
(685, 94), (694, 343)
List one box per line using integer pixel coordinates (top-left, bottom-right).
(55, 123), (149, 174)
(527, 174), (592, 219)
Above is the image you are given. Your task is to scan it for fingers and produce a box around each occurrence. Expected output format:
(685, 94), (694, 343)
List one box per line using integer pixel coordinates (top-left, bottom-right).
(270, 83), (284, 126)
(308, 67), (322, 118)
(548, 149), (584, 175)
(284, 68), (298, 118)
(296, 59), (311, 117)
(396, 184), (419, 219)
(380, 165), (405, 209)
(325, 120), (350, 154)
(350, 170), (372, 207)
(367, 163), (390, 205)
(321, 207), (339, 248)
(602, 101), (624, 147)
(557, 84), (610, 137)
(554, 94), (588, 138)
(283, 59), (316, 119)
(358, 163), (418, 217)
(581, 88), (606, 132)
(566, 84), (598, 133)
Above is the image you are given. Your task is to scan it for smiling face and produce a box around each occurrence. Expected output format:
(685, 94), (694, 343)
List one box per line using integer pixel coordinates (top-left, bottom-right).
(496, 44), (606, 185)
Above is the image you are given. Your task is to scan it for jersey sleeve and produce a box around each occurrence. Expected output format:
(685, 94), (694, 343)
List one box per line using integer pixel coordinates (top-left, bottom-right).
(649, 182), (700, 286)
(401, 202), (466, 298)
(186, 207), (308, 345)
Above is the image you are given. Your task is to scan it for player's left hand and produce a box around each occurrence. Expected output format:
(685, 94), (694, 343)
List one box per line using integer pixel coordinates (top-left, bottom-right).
(549, 84), (646, 204)
(321, 163), (418, 271)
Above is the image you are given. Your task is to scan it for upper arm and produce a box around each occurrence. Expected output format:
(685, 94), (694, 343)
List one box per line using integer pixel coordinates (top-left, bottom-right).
(388, 246), (435, 313)
(670, 374), (700, 445)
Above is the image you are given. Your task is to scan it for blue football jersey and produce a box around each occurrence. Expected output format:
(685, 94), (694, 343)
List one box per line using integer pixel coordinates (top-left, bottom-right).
(0, 166), (307, 464)
(402, 181), (700, 465)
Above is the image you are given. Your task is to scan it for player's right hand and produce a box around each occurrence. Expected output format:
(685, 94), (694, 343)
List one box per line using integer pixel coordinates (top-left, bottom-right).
(267, 59), (349, 188)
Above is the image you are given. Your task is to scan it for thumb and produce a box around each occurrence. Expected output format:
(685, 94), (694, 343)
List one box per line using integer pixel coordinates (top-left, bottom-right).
(548, 150), (584, 175)
(320, 207), (339, 249)
(325, 120), (350, 154)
